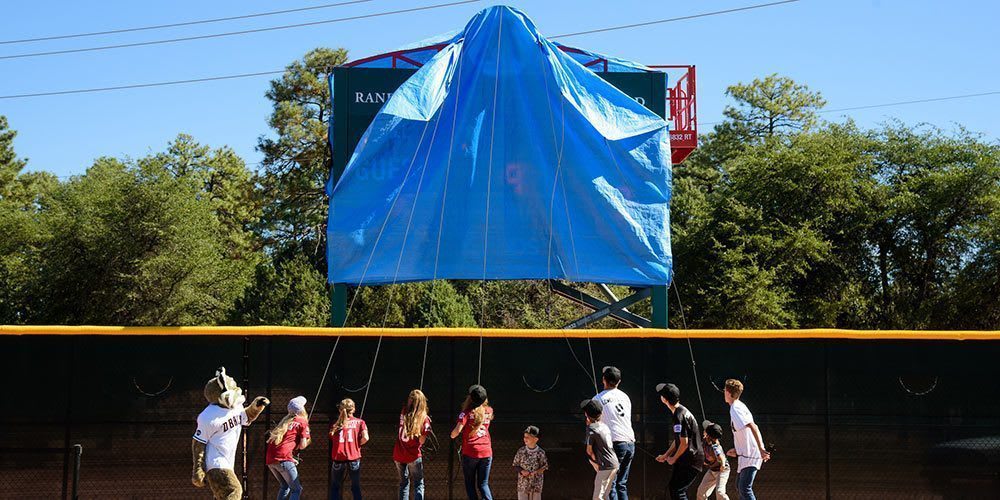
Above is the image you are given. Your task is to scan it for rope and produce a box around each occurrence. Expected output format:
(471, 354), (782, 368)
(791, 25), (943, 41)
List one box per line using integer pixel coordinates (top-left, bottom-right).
(425, 43), (467, 392)
(309, 336), (341, 419)
(564, 337), (600, 394)
(534, 39), (599, 393)
(477, 11), (504, 386)
(362, 100), (443, 418)
(358, 337), (383, 417)
(419, 336), (430, 391)
(314, 85), (435, 421)
(672, 279), (706, 420)
(584, 340), (598, 389)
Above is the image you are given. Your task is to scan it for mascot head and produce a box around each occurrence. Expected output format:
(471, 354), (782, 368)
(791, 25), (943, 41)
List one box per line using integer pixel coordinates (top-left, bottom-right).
(204, 367), (245, 409)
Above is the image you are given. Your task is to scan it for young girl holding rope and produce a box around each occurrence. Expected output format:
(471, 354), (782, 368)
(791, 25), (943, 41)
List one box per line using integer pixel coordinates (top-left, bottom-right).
(450, 385), (494, 500)
(395, 389), (433, 500)
(329, 398), (369, 500)
(265, 396), (311, 500)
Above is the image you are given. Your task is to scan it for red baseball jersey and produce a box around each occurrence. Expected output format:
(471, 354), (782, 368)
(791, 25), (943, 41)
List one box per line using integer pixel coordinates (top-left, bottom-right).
(265, 416), (311, 464)
(329, 417), (367, 462)
(458, 407), (494, 458)
(393, 413), (432, 464)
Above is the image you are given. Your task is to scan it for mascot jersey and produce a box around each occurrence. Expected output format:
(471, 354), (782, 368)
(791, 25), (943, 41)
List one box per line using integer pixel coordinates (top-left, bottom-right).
(194, 404), (248, 470)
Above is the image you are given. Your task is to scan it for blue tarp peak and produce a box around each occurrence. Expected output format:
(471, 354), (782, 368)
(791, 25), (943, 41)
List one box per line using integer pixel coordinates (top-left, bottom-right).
(327, 5), (672, 286)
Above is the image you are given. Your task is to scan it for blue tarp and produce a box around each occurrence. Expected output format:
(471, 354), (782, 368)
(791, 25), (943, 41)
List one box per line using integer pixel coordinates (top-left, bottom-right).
(327, 6), (672, 286)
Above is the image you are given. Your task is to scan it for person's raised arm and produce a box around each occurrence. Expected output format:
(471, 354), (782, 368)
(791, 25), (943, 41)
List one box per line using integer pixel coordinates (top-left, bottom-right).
(243, 397), (270, 424)
(450, 421), (464, 440)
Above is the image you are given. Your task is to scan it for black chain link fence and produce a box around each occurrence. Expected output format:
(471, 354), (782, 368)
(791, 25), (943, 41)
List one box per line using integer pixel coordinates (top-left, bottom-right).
(2, 335), (999, 499)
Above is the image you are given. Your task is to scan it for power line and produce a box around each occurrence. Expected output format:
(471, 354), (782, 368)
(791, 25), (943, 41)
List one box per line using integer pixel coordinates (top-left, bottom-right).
(698, 90), (1000, 127)
(820, 91), (1000, 114)
(0, 0), (482, 61)
(0, 1), (801, 99)
(550, 0), (801, 39)
(0, 70), (284, 99)
(0, 0), (376, 45)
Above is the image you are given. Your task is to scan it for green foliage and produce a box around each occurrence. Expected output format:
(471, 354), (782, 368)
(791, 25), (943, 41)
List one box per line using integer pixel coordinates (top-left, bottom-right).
(257, 48), (348, 257)
(0, 117), (57, 322)
(724, 73), (826, 138)
(235, 253), (330, 326)
(867, 123), (1000, 328)
(347, 281), (476, 328)
(4, 64), (1000, 331)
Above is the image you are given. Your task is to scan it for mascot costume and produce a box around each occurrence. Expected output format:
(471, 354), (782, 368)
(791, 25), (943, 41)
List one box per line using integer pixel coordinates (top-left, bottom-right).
(191, 367), (270, 499)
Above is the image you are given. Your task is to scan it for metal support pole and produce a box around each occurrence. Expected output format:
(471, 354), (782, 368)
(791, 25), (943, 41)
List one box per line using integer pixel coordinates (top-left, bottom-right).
(70, 444), (82, 500)
(651, 285), (669, 328)
(825, 342), (832, 500)
(242, 337), (250, 499)
(331, 284), (347, 326)
(62, 338), (76, 500)
(263, 337), (273, 498)
(448, 338), (456, 500)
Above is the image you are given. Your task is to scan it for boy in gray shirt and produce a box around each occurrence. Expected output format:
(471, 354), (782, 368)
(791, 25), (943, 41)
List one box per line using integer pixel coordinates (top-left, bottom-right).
(582, 399), (620, 500)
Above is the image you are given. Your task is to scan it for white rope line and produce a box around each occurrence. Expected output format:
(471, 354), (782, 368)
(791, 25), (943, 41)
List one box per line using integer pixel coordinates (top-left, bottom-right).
(534, 41), (597, 393)
(366, 109), (444, 412)
(478, 12), (504, 385)
(358, 336), (383, 418)
(426, 46), (466, 391)
(340, 119), (433, 327)
(309, 336), (341, 419)
(361, 106), (444, 418)
(419, 335), (431, 391)
(318, 105), (433, 420)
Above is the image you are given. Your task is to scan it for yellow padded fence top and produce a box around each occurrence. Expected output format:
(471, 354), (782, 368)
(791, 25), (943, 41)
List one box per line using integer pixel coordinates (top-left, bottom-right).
(0, 325), (998, 340)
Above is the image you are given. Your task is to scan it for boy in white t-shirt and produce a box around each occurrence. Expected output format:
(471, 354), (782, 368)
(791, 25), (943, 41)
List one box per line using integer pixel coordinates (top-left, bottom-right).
(723, 379), (769, 500)
(594, 366), (635, 500)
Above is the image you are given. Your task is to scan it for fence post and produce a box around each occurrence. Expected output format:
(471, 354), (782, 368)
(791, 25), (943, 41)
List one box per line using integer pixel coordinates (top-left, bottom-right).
(242, 336), (250, 499)
(71, 444), (82, 500)
(824, 342), (832, 500)
(447, 338), (456, 500)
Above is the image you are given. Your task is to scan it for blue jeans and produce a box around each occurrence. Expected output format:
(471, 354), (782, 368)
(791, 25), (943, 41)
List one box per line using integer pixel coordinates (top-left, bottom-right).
(667, 464), (700, 500)
(330, 459), (362, 500)
(268, 461), (302, 500)
(395, 458), (425, 500)
(460, 455), (493, 500)
(609, 441), (634, 500)
(737, 467), (758, 500)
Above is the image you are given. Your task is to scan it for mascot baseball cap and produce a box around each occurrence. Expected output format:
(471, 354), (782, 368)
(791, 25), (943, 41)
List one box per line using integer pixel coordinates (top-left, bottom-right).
(288, 396), (307, 414)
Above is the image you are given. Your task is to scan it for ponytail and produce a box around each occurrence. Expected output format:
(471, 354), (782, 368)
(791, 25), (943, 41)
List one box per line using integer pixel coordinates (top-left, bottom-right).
(332, 398), (356, 433)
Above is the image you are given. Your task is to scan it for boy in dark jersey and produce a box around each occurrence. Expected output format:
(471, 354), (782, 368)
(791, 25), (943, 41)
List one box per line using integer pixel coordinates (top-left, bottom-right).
(654, 383), (704, 500)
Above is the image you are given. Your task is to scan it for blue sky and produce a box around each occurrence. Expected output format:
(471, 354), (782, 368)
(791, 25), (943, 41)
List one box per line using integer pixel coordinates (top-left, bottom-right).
(2, 0), (998, 177)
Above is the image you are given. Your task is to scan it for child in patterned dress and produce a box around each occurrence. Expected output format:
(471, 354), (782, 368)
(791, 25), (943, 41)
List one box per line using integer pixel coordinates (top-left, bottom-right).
(512, 426), (548, 500)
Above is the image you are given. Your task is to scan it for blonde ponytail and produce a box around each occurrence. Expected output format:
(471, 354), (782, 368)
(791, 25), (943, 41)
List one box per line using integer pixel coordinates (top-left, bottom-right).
(332, 398), (356, 433)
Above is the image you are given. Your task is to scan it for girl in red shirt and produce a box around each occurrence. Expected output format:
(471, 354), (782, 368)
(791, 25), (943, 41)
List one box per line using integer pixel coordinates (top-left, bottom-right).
(394, 389), (432, 500)
(329, 398), (368, 500)
(265, 396), (311, 500)
(450, 385), (494, 500)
